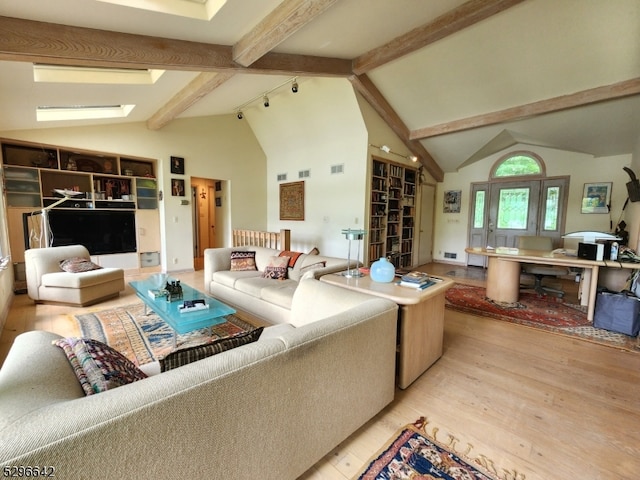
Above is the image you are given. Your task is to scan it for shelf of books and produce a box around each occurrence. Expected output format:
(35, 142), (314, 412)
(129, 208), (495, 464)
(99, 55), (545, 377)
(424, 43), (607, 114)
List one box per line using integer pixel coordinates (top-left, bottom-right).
(368, 157), (418, 268)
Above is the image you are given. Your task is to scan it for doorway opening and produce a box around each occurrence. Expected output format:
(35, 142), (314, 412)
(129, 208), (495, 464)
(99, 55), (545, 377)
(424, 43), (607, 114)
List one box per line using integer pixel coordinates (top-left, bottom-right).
(191, 176), (222, 270)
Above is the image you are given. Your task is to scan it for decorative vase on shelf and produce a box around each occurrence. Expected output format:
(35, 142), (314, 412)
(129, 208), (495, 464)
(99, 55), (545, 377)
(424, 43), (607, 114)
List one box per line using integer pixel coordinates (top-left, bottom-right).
(370, 257), (395, 283)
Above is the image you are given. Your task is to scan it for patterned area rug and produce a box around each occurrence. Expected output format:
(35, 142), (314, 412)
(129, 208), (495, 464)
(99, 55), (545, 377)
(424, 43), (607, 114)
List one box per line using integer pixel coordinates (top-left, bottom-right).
(354, 417), (523, 480)
(71, 303), (256, 366)
(445, 284), (640, 353)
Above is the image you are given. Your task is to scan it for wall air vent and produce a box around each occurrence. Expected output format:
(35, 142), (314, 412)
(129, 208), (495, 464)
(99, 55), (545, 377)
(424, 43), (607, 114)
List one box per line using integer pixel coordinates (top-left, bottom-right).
(298, 169), (310, 179)
(331, 164), (344, 174)
(277, 173), (287, 182)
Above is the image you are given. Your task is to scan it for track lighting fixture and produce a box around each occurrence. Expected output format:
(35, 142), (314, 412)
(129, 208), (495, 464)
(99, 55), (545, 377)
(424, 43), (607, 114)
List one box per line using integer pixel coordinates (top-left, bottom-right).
(232, 76), (299, 117)
(370, 144), (420, 164)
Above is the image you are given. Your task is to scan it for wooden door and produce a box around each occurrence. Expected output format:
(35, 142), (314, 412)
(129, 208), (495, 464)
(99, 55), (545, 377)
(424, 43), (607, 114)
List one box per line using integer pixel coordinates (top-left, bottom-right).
(417, 184), (435, 265)
(192, 177), (218, 270)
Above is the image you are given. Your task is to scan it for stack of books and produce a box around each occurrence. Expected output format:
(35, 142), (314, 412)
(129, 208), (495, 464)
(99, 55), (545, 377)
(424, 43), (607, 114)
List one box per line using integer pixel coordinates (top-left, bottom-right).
(398, 271), (440, 290)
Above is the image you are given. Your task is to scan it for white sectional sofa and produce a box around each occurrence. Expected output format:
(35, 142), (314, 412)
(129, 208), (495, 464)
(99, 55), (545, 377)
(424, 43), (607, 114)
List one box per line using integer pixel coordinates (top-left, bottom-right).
(0, 279), (398, 480)
(204, 246), (357, 324)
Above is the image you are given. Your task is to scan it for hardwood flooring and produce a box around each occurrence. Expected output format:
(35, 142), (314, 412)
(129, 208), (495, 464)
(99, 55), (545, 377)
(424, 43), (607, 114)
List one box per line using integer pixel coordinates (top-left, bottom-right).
(1, 265), (638, 479)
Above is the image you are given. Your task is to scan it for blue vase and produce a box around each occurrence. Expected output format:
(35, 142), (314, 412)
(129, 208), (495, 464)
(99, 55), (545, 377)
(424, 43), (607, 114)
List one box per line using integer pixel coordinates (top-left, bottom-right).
(370, 257), (395, 283)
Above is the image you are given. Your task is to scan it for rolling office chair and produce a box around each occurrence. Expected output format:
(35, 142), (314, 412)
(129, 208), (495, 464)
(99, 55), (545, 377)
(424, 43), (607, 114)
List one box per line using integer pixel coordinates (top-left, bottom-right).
(517, 236), (570, 298)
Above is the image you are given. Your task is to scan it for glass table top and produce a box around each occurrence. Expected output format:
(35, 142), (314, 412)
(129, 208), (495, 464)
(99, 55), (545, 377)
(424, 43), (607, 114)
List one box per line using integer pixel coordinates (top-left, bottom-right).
(129, 277), (236, 334)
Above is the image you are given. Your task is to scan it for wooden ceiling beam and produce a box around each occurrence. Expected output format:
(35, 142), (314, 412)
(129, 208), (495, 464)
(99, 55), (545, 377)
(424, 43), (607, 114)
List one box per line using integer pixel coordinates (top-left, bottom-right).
(0, 16), (351, 77)
(147, 72), (236, 131)
(410, 77), (640, 140)
(352, 0), (526, 75)
(351, 74), (443, 182)
(233, 0), (339, 67)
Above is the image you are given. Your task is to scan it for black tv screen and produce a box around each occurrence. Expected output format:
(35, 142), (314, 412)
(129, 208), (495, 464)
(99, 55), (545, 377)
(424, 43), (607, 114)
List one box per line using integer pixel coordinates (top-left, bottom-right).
(44, 210), (137, 255)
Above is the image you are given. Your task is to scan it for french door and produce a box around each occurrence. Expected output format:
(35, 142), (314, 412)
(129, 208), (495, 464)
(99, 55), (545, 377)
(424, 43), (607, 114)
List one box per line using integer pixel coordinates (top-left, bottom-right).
(467, 177), (568, 267)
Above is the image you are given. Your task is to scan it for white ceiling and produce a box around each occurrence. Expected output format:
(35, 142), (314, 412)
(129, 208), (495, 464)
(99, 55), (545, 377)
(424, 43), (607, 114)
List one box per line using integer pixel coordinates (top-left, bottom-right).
(0, 0), (639, 175)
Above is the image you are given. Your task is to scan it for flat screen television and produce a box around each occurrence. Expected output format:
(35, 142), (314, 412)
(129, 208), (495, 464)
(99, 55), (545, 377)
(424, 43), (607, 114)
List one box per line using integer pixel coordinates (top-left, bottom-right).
(25, 209), (137, 255)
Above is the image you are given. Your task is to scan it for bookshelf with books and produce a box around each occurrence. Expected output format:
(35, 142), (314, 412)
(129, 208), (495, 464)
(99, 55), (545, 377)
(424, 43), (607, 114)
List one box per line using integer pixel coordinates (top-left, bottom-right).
(368, 157), (418, 268)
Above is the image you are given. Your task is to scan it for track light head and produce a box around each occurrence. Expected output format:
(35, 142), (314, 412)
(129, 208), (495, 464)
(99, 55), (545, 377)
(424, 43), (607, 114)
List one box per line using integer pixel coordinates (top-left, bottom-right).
(237, 110), (243, 120)
(263, 95), (269, 108)
(292, 80), (298, 93)
(409, 155), (418, 162)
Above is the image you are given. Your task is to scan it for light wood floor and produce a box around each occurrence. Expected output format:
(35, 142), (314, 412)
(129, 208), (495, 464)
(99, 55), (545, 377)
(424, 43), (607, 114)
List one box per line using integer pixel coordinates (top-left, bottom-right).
(2, 265), (639, 479)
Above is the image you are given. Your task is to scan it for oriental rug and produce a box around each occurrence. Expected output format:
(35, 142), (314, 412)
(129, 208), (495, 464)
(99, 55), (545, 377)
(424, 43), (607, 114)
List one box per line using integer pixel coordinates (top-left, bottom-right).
(354, 417), (523, 480)
(445, 284), (640, 353)
(70, 303), (256, 366)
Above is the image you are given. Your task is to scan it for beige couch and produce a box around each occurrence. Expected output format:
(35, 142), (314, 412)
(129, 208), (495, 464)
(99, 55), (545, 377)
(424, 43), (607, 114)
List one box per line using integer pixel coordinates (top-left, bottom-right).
(0, 279), (398, 480)
(204, 246), (357, 324)
(24, 245), (124, 306)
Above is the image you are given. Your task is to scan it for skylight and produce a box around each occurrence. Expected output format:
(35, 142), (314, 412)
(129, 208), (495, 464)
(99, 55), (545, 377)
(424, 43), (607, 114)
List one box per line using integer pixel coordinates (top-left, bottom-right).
(95, 0), (227, 20)
(34, 65), (165, 85)
(36, 105), (136, 122)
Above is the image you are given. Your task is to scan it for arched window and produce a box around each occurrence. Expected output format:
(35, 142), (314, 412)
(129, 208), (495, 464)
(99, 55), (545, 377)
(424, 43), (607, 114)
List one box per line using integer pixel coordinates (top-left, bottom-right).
(492, 152), (544, 178)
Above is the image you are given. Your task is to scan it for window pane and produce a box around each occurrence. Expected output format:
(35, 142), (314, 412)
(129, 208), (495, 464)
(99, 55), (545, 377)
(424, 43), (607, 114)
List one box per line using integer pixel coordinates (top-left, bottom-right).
(544, 186), (559, 231)
(474, 191), (485, 228)
(494, 155), (541, 177)
(497, 188), (529, 229)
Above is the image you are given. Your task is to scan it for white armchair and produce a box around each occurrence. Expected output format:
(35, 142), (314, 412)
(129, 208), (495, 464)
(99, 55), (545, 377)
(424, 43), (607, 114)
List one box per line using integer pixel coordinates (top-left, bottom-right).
(24, 245), (124, 306)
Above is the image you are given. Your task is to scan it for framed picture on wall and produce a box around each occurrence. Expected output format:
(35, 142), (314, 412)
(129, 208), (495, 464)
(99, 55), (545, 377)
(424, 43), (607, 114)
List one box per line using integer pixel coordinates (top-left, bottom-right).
(279, 181), (304, 221)
(171, 178), (185, 197)
(170, 156), (185, 175)
(443, 190), (461, 213)
(581, 182), (611, 214)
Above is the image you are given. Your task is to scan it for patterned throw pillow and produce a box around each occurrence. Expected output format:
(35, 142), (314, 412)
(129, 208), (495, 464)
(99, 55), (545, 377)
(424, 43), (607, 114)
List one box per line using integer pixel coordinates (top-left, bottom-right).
(230, 251), (257, 271)
(60, 257), (103, 273)
(53, 337), (147, 395)
(160, 327), (264, 372)
(262, 256), (290, 280)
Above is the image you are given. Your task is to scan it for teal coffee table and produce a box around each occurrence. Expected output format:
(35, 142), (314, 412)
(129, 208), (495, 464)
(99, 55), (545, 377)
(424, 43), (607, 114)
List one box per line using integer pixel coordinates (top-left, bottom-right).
(129, 277), (236, 345)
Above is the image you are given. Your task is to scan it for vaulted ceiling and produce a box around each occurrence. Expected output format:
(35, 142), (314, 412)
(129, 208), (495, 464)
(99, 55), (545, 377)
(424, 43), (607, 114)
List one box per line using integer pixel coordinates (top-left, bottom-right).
(1, 0), (639, 182)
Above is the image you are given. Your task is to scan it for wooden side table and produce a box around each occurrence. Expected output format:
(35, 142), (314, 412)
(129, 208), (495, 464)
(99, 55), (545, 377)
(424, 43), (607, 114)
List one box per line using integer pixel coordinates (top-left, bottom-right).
(320, 273), (455, 389)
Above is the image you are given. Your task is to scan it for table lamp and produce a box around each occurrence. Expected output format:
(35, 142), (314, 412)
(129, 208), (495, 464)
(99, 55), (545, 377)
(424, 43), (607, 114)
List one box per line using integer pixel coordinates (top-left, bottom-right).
(341, 228), (366, 277)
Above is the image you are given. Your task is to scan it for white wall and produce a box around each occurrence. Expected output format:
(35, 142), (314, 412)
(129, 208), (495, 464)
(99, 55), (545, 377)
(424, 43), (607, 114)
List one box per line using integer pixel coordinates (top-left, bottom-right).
(246, 77), (369, 257)
(0, 115), (267, 272)
(434, 145), (631, 263)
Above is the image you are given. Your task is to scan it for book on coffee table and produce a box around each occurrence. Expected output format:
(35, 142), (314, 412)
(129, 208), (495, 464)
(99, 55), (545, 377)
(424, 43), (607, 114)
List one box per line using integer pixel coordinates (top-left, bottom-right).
(400, 271), (430, 283)
(178, 299), (209, 313)
(398, 279), (435, 290)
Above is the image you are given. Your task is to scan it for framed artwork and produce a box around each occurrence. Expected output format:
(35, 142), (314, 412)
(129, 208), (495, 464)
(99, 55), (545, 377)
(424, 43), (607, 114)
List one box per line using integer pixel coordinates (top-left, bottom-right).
(581, 182), (611, 214)
(443, 190), (461, 213)
(215, 197), (222, 207)
(279, 181), (305, 221)
(170, 156), (185, 175)
(171, 178), (185, 197)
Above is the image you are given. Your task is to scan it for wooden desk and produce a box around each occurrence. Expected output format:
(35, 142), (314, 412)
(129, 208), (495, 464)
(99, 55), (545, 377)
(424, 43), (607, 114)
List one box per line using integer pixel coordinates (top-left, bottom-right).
(320, 273), (454, 389)
(465, 247), (638, 321)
